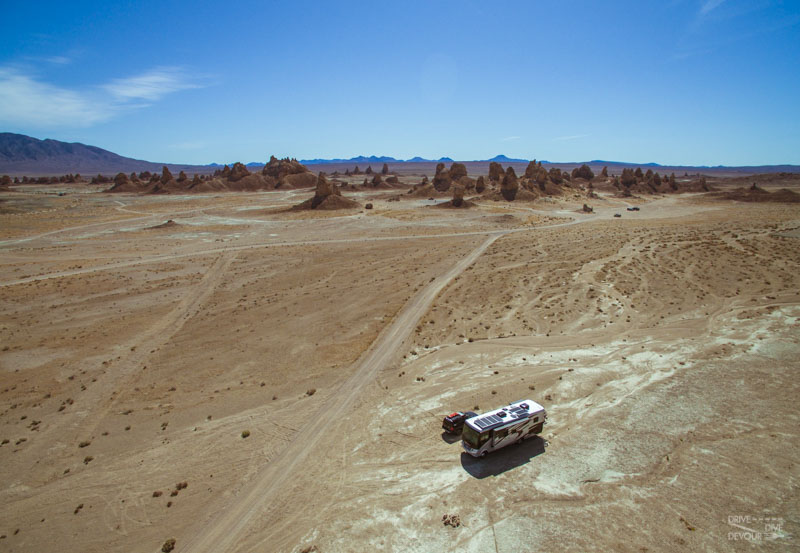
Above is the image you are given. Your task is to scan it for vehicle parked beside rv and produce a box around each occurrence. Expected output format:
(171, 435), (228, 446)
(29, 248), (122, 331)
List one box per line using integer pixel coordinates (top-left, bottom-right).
(461, 399), (546, 457)
(442, 411), (477, 434)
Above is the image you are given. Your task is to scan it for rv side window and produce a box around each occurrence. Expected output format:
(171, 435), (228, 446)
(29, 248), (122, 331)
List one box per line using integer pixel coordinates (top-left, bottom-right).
(533, 417), (538, 422)
(494, 428), (508, 441)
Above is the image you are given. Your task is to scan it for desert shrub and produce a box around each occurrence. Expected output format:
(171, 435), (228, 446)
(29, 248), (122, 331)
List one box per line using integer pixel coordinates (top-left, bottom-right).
(306, 388), (316, 396)
(241, 430), (250, 438)
(162, 538), (176, 552)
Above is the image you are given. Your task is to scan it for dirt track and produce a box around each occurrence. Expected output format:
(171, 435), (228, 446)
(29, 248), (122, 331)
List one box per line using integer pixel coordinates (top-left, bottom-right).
(0, 186), (798, 553)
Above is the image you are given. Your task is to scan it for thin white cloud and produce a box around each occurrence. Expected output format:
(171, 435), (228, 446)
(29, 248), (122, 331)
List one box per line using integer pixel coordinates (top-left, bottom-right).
(0, 68), (113, 127)
(45, 56), (72, 65)
(0, 66), (205, 128)
(170, 140), (207, 151)
(553, 133), (590, 142)
(501, 135), (521, 142)
(700, 0), (727, 15)
(103, 67), (200, 102)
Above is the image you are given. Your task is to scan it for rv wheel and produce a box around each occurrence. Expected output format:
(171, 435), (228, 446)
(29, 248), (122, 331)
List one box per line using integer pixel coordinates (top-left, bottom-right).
(480, 451), (487, 458)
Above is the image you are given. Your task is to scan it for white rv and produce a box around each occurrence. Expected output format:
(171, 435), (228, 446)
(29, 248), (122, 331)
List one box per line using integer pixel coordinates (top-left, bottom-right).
(461, 399), (546, 457)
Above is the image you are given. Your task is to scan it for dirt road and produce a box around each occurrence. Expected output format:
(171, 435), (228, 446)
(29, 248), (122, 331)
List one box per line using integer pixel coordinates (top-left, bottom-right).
(178, 233), (501, 552)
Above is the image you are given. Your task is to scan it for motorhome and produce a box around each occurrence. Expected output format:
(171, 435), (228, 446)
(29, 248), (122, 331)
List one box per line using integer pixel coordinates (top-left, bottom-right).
(461, 399), (546, 457)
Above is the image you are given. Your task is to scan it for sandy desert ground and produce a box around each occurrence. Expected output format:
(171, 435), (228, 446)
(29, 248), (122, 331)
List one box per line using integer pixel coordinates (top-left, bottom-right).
(0, 182), (798, 553)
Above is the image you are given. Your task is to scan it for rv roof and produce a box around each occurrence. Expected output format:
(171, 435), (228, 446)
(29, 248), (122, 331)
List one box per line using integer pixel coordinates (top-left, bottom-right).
(465, 399), (545, 433)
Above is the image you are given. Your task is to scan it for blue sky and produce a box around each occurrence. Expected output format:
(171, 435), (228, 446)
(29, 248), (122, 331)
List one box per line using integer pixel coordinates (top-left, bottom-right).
(1, 0), (799, 166)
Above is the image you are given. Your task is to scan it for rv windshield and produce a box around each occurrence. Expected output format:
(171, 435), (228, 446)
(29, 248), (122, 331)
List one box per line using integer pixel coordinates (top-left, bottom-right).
(462, 425), (488, 450)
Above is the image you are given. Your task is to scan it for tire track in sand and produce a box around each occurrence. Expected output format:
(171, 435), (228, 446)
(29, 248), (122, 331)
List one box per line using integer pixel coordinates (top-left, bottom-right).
(179, 234), (502, 553)
(25, 251), (238, 455)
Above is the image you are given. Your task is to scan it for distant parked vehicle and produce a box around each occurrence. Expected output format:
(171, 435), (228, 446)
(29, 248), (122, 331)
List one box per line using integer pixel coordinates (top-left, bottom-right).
(442, 411), (477, 434)
(462, 400), (546, 457)
(614, 213), (622, 217)
(626, 206), (640, 211)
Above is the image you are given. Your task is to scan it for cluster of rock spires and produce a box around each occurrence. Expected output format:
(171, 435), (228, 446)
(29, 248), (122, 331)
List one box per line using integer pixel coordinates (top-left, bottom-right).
(292, 173), (360, 210)
(411, 160), (580, 204)
(94, 154), (722, 201)
(595, 167), (711, 196)
(344, 163), (390, 177)
(106, 156), (316, 194)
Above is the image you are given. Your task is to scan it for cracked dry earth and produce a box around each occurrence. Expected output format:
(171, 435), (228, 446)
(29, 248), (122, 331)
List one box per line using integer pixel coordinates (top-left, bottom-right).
(0, 186), (798, 553)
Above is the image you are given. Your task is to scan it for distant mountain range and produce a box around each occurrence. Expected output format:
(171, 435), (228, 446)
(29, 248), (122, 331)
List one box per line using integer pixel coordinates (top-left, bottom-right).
(0, 133), (219, 176)
(1, 133), (798, 176)
(300, 154), (527, 164)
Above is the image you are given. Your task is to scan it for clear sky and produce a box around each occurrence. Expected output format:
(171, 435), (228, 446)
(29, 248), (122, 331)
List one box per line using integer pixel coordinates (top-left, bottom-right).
(1, 0), (799, 166)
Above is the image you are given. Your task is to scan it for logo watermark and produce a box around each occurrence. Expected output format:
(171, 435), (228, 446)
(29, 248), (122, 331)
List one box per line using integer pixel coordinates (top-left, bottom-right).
(727, 515), (787, 542)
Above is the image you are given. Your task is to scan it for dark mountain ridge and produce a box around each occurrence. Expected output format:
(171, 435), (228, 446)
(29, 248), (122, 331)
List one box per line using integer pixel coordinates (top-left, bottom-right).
(2, 133), (798, 177)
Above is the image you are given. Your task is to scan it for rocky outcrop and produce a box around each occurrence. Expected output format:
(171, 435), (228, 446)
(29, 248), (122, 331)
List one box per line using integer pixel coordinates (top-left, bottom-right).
(433, 163), (451, 192)
(160, 166), (174, 185)
(488, 162), (505, 182)
(452, 183), (465, 207)
(261, 156), (314, 188)
(228, 162), (250, 182)
(571, 164), (594, 181)
(292, 173), (360, 210)
(500, 167), (519, 201)
(433, 162), (474, 193)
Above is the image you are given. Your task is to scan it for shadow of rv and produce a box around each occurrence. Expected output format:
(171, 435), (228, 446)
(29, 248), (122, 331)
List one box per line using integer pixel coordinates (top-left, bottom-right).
(460, 436), (546, 479)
